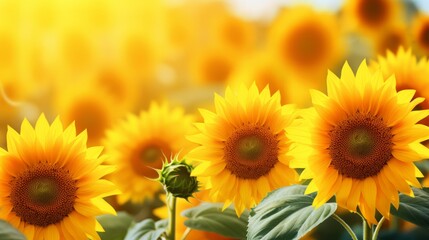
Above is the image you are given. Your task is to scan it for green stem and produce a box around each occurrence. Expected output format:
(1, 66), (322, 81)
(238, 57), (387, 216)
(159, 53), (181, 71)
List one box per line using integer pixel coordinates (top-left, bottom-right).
(332, 214), (358, 240)
(362, 216), (372, 240)
(166, 193), (177, 240)
(372, 217), (385, 240)
(181, 227), (192, 240)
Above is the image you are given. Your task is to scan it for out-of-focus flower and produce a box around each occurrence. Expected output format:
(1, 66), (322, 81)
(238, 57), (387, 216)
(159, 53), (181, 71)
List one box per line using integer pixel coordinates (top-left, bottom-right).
(412, 13), (429, 56)
(0, 114), (118, 239)
(288, 60), (429, 224)
(54, 83), (123, 146)
(116, 29), (166, 80)
(88, 66), (140, 111)
(372, 47), (429, 126)
(209, 10), (256, 55)
(103, 102), (195, 204)
(188, 84), (298, 216)
(228, 52), (313, 107)
(190, 46), (238, 85)
(267, 5), (345, 78)
(369, 23), (410, 57)
(342, 0), (403, 35)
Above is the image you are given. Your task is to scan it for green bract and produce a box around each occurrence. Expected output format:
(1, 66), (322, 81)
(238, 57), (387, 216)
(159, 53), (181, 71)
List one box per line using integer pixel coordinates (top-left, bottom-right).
(158, 156), (198, 199)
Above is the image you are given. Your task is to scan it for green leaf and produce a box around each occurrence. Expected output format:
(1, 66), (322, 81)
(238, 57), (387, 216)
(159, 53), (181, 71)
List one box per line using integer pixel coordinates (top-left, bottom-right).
(182, 203), (248, 239)
(97, 211), (134, 240)
(124, 219), (168, 240)
(390, 187), (429, 228)
(248, 184), (337, 240)
(0, 220), (26, 240)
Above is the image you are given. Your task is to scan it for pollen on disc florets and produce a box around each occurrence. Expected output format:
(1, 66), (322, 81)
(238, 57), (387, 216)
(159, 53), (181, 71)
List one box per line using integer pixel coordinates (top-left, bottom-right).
(157, 155), (198, 199)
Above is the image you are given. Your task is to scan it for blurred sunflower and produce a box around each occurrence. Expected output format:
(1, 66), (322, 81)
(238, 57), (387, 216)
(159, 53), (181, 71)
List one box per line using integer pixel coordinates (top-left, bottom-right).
(190, 46), (237, 85)
(268, 5), (345, 77)
(209, 11), (256, 55)
(88, 66), (139, 111)
(412, 13), (429, 56)
(188, 84), (298, 216)
(287, 60), (429, 224)
(228, 52), (314, 107)
(54, 83), (122, 146)
(0, 114), (118, 240)
(370, 23), (409, 57)
(103, 102), (195, 204)
(116, 29), (165, 80)
(373, 47), (429, 126)
(342, 0), (402, 34)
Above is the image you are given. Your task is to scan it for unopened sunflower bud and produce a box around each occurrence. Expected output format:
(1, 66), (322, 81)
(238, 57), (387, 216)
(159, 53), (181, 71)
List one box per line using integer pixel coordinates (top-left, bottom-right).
(158, 156), (198, 199)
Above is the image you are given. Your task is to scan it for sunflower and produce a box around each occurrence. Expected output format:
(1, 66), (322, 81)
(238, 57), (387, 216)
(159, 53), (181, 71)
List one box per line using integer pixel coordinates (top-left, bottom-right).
(369, 23), (409, 57)
(267, 5), (345, 77)
(412, 13), (429, 56)
(103, 102), (195, 204)
(0, 114), (119, 239)
(209, 10), (256, 55)
(287, 60), (429, 224)
(190, 46), (238, 85)
(54, 84), (122, 147)
(342, 0), (402, 35)
(228, 52), (315, 107)
(188, 83), (298, 216)
(373, 47), (429, 126)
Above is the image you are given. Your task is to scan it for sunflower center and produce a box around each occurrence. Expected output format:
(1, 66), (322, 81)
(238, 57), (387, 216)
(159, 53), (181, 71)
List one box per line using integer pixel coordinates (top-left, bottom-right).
(358, 0), (388, 27)
(238, 136), (263, 161)
(28, 178), (58, 205)
(131, 142), (170, 178)
(224, 126), (279, 179)
(329, 112), (392, 179)
(141, 146), (162, 163)
(203, 56), (232, 83)
(418, 24), (429, 50)
(284, 22), (328, 68)
(347, 128), (374, 157)
(10, 163), (77, 227)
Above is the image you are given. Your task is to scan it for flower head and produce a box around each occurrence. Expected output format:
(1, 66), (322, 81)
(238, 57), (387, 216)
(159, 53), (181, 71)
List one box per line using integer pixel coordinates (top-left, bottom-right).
(188, 83), (298, 216)
(103, 102), (195, 204)
(158, 155), (198, 199)
(342, 0), (402, 34)
(373, 47), (429, 126)
(288, 60), (429, 224)
(0, 114), (119, 239)
(268, 6), (345, 76)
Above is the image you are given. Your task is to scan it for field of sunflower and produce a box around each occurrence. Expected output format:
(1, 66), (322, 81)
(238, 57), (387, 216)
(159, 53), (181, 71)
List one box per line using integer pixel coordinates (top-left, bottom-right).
(1, 0), (429, 240)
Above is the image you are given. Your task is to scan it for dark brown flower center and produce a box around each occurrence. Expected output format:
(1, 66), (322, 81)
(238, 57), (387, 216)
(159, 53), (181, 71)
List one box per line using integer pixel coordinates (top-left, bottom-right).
(131, 142), (170, 178)
(203, 55), (232, 83)
(378, 30), (404, 54)
(283, 22), (328, 68)
(10, 163), (77, 227)
(28, 178), (58, 205)
(329, 112), (392, 179)
(68, 99), (109, 145)
(418, 24), (429, 51)
(224, 125), (279, 179)
(357, 0), (389, 27)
